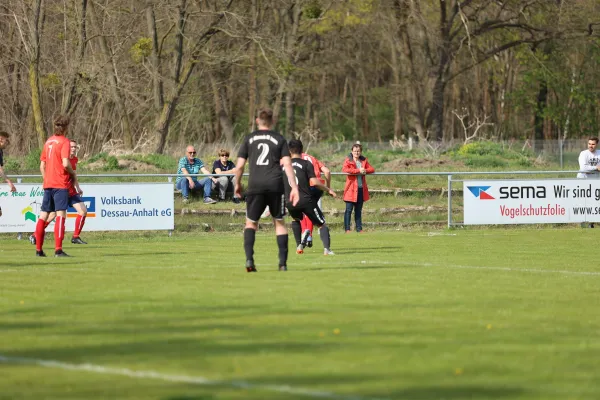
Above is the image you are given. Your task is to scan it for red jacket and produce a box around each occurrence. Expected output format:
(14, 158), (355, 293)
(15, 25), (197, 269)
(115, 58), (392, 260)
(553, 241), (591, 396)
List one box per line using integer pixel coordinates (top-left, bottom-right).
(342, 155), (375, 202)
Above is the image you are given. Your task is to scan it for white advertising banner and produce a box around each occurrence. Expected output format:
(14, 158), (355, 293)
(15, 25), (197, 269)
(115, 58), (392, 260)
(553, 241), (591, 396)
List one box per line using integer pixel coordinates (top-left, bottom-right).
(0, 183), (174, 232)
(463, 179), (600, 225)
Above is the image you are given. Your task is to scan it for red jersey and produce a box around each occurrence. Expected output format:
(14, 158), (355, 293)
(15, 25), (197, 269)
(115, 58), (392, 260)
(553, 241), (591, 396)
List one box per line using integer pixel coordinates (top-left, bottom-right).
(41, 135), (71, 189)
(68, 156), (78, 197)
(301, 153), (325, 185)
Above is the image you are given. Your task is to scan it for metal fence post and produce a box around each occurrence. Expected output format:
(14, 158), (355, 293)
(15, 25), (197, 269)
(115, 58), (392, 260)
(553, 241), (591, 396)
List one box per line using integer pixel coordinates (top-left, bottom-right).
(447, 174), (452, 229)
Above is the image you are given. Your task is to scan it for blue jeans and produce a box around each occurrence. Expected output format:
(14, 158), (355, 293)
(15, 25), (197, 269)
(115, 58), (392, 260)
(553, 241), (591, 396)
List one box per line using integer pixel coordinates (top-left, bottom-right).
(344, 189), (364, 232)
(176, 178), (212, 199)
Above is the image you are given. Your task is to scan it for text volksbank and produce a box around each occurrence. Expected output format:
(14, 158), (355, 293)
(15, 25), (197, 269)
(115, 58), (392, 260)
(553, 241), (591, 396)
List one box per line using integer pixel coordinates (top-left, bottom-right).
(101, 196), (142, 205)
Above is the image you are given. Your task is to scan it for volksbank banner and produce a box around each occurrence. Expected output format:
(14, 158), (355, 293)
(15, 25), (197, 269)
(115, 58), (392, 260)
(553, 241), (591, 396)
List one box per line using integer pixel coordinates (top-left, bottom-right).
(0, 183), (174, 232)
(463, 179), (600, 225)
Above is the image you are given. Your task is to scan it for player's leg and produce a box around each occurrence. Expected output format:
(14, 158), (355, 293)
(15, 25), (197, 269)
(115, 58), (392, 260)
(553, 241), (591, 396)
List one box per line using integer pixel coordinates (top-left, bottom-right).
(71, 197), (88, 244)
(304, 203), (333, 255)
(30, 211), (55, 245)
(35, 190), (55, 256)
(287, 208), (304, 254)
(53, 189), (70, 257)
(344, 201), (354, 232)
(243, 194), (266, 272)
(269, 193), (288, 271)
(355, 189), (364, 232)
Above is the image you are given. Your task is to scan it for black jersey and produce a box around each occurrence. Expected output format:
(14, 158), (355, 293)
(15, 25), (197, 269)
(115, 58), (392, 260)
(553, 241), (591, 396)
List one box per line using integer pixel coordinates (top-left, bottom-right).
(284, 157), (316, 209)
(238, 130), (290, 194)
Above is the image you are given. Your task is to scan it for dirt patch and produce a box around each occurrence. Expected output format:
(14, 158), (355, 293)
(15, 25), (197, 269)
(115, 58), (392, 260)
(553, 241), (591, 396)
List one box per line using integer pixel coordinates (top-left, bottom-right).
(86, 160), (107, 170)
(382, 157), (465, 171)
(117, 159), (159, 171)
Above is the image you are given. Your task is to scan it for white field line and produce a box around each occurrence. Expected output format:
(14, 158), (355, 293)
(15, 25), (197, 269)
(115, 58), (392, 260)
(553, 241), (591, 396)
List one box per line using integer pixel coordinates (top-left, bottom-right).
(0, 355), (387, 400)
(3, 260), (599, 277)
(263, 259), (600, 277)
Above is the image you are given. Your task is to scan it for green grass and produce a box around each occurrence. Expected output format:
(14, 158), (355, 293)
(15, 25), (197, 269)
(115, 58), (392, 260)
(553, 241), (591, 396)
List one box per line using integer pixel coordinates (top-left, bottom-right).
(1, 229), (600, 399)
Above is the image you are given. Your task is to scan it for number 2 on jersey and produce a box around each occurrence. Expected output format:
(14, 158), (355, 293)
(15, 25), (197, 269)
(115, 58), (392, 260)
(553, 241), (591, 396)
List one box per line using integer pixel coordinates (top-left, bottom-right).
(256, 143), (270, 165)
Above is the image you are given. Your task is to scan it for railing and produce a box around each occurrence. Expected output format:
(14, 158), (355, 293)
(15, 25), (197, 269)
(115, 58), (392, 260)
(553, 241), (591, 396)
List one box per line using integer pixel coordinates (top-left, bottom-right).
(8, 170), (594, 230)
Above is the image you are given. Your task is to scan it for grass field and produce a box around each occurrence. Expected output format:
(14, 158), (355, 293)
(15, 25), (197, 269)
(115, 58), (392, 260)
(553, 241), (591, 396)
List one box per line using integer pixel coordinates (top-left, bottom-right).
(1, 228), (600, 400)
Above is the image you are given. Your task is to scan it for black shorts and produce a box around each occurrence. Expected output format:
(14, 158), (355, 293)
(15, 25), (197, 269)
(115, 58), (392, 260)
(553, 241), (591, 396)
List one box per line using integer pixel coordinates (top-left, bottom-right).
(68, 194), (84, 208)
(246, 192), (286, 222)
(287, 200), (326, 226)
(41, 188), (69, 212)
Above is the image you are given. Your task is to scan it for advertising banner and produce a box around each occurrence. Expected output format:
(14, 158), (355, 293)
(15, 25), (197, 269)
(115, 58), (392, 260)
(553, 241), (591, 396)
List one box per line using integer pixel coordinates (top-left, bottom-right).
(464, 179), (600, 225)
(0, 183), (174, 232)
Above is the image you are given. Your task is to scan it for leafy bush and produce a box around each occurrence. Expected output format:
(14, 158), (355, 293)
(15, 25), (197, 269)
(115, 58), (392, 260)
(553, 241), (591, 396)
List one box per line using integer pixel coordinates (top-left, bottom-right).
(24, 148), (42, 171)
(105, 155), (120, 170)
(3, 158), (21, 173)
(462, 155), (508, 168)
(121, 153), (176, 170)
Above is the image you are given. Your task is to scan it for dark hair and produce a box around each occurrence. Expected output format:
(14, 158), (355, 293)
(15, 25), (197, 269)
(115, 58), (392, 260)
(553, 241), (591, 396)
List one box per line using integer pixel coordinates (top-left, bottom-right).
(589, 137), (599, 144)
(352, 143), (363, 151)
(288, 139), (303, 154)
(54, 115), (70, 135)
(257, 108), (273, 126)
(218, 148), (230, 157)
(0, 131), (9, 139)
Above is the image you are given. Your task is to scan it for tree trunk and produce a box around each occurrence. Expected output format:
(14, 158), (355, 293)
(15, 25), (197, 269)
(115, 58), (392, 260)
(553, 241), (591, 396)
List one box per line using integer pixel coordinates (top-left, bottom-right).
(62, 0), (88, 115)
(89, 0), (133, 149)
(29, 0), (45, 147)
(285, 76), (296, 135)
(146, 1), (163, 112)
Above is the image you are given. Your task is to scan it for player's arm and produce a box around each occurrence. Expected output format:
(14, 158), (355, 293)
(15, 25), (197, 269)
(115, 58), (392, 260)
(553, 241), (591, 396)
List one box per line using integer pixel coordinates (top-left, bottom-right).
(0, 165), (16, 192)
(281, 156), (299, 206)
(320, 165), (331, 187)
(233, 157), (246, 199)
(40, 160), (46, 180)
(63, 157), (76, 179)
(310, 177), (336, 198)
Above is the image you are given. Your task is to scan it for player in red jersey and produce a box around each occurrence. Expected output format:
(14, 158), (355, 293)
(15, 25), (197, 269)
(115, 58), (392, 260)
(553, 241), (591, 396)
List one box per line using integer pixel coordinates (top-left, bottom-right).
(298, 152), (331, 250)
(34, 115), (77, 257)
(31, 139), (88, 246)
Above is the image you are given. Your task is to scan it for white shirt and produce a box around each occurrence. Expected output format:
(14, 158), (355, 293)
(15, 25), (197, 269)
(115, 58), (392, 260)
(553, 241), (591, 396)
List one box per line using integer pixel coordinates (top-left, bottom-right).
(577, 149), (600, 178)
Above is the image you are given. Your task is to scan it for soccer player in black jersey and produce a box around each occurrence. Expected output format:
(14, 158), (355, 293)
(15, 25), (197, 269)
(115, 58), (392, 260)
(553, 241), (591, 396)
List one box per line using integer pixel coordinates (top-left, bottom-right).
(234, 108), (299, 272)
(285, 139), (337, 256)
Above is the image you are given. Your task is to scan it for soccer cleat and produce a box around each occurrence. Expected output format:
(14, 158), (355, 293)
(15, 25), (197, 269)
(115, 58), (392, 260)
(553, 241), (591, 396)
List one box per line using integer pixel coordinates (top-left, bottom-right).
(54, 250), (70, 257)
(245, 260), (257, 272)
(29, 234), (36, 245)
(301, 230), (311, 248)
(323, 248), (335, 256)
(182, 198), (189, 204)
(306, 236), (313, 248)
(204, 197), (217, 204)
(345, 230), (351, 233)
(71, 237), (87, 245)
(35, 250), (46, 257)
(296, 244), (304, 254)
(232, 197), (241, 204)
(279, 265), (288, 271)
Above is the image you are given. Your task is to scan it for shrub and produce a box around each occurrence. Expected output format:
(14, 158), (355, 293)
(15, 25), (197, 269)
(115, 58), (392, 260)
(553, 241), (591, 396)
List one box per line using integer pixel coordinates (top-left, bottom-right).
(24, 148), (42, 171)
(4, 158), (22, 173)
(462, 155), (508, 168)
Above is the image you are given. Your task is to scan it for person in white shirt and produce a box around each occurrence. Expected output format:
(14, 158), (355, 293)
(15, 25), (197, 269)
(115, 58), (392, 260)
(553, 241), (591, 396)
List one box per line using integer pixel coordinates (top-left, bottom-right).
(577, 137), (600, 179)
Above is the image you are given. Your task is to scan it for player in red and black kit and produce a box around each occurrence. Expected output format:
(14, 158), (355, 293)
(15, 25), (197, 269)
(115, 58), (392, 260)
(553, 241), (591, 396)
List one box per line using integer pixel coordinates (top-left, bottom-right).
(285, 139), (336, 256)
(234, 108), (299, 272)
(34, 115), (77, 257)
(30, 139), (88, 246)
(299, 152), (331, 249)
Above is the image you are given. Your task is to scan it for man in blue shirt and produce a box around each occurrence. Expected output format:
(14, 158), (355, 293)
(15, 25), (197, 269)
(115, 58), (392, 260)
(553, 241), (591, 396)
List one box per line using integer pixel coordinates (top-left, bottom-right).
(176, 145), (217, 204)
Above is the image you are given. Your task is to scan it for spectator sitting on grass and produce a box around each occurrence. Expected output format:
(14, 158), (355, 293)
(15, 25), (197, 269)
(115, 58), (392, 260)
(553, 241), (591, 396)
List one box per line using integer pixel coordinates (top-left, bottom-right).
(176, 145), (217, 204)
(212, 149), (241, 203)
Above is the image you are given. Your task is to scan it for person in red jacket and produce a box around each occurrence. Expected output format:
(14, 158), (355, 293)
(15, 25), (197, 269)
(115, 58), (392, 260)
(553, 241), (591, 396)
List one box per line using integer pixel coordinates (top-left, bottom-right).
(342, 143), (375, 233)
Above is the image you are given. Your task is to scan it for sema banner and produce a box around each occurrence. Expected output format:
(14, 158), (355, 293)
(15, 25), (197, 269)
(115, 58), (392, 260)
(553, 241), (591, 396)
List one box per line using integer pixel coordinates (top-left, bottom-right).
(463, 179), (600, 225)
(0, 183), (174, 232)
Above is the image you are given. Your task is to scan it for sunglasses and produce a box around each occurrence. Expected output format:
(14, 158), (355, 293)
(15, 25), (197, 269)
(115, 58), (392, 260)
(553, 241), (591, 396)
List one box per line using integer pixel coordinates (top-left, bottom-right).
(220, 154), (229, 157)
(188, 151), (196, 155)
